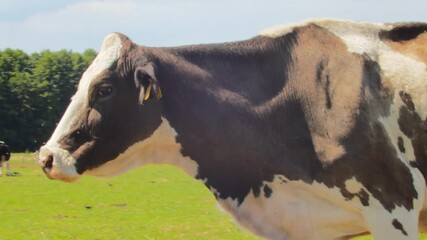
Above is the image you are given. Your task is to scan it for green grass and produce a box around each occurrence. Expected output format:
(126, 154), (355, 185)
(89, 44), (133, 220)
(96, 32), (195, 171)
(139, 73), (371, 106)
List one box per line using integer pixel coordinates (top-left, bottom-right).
(0, 153), (424, 240)
(1, 153), (256, 240)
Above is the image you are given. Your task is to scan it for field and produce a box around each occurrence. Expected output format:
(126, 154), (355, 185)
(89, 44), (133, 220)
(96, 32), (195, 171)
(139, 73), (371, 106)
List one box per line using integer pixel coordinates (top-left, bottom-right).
(0, 153), (424, 240)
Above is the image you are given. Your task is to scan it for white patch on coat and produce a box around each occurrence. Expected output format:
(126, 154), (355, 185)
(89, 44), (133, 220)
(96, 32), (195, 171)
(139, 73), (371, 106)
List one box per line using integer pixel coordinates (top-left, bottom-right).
(259, 19), (386, 54)
(86, 117), (199, 178)
(362, 194), (421, 240)
(315, 19), (389, 58)
(311, 135), (346, 165)
(259, 20), (310, 38)
(218, 176), (367, 240)
(343, 175), (423, 240)
(218, 174), (424, 239)
(344, 177), (364, 194)
(378, 50), (427, 120)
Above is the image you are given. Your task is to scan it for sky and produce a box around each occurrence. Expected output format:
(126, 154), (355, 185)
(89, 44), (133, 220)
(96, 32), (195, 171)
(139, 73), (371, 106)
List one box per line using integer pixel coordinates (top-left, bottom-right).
(1, 0), (426, 53)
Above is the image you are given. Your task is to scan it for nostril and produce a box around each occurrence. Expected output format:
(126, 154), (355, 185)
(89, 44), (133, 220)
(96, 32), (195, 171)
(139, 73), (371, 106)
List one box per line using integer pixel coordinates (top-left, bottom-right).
(44, 155), (54, 170)
(38, 147), (78, 182)
(38, 147), (60, 180)
(39, 148), (54, 172)
(40, 154), (54, 178)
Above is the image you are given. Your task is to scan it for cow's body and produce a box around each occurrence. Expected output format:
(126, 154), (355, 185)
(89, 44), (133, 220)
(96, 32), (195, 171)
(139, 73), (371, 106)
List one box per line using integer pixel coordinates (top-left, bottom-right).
(39, 19), (427, 239)
(0, 141), (12, 176)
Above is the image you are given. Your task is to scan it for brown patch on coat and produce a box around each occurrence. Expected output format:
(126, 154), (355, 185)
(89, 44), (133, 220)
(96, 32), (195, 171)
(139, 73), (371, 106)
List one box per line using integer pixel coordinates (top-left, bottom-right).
(289, 24), (365, 166)
(397, 137), (406, 153)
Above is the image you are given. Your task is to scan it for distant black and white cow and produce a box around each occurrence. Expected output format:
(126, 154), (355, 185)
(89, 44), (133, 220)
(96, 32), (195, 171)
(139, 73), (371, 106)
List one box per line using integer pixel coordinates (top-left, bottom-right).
(39, 19), (427, 239)
(0, 141), (12, 176)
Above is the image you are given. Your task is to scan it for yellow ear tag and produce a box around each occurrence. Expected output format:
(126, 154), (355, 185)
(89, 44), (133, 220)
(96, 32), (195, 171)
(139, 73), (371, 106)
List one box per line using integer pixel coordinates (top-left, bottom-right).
(144, 82), (153, 101)
(156, 87), (163, 100)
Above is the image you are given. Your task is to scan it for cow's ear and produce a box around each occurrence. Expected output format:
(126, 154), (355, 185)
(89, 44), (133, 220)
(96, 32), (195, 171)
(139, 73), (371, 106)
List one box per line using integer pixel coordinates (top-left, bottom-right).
(134, 63), (162, 104)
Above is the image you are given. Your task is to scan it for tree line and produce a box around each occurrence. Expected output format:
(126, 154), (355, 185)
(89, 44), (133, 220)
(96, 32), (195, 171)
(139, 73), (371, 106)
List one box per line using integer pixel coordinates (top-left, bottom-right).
(0, 48), (97, 152)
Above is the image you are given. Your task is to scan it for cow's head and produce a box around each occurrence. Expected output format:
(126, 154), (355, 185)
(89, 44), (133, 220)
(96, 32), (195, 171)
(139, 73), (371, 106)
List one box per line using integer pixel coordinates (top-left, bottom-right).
(38, 33), (164, 181)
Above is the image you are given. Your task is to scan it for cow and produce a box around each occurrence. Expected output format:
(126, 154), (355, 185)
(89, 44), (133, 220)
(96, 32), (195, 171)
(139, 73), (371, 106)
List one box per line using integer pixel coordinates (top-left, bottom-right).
(38, 19), (427, 239)
(0, 141), (12, 176)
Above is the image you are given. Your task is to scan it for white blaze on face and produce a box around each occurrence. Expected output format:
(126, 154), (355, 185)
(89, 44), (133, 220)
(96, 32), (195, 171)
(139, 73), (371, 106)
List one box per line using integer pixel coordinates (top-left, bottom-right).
(39, 33), (123, 180)
(47, 33), (123, 147)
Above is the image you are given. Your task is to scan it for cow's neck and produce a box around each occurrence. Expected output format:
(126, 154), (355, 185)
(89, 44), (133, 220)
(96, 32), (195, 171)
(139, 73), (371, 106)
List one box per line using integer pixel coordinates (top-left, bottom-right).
(154, 35), (296, 109)
(142, 37), (310, 203)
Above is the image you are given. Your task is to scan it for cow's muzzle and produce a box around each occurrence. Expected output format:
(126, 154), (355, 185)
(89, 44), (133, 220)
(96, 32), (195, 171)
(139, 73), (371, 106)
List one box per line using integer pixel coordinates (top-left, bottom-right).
(39, 152), (54, 179)
(38, 146), (79, 182)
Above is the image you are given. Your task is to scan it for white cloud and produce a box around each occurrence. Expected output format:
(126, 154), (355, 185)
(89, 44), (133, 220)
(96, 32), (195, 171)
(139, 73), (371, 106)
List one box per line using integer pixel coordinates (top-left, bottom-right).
(1, 0), (426, 53)
(25, 0), (143, 32)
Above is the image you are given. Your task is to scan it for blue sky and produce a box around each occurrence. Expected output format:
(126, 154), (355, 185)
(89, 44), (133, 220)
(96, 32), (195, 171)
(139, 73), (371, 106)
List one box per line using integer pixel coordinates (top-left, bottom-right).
(1, 0), (426, 53)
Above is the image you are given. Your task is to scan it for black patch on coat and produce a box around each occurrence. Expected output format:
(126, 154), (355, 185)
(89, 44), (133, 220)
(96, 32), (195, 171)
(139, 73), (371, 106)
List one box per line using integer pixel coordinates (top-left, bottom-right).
(392, 219), (408, 236)
(399, 91), (415, 112)
(397, 137), (406, 153)
(398, 102), (427, 184)
(263, 185), (273, 198)
(278, 176), (287, 184)
(357, 190), (370, 207)
(342, 187), (370, 207)
(316, 60), (332, 109)
(409, 161), (418, 168)
(380, 23), (427, 42)
(0, 142), (11, 161)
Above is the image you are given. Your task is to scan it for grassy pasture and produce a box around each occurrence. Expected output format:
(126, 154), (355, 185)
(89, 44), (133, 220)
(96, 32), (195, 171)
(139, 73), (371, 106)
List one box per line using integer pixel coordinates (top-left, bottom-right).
(1, 153), (424, 239)
(1, 153), (256, 240)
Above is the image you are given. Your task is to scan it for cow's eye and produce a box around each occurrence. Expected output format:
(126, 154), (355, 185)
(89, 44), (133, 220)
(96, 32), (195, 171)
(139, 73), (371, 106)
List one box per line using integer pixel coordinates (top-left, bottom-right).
(97, 85), (114, 99)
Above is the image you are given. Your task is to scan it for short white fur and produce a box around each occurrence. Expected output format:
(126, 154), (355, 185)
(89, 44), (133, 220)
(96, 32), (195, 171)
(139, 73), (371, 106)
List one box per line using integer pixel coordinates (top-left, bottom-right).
(218, 175), (368, 240)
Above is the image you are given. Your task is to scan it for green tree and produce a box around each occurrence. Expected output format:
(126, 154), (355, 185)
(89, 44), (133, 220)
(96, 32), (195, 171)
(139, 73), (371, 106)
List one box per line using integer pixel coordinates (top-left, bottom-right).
(0, 49), (33, 150)
(0, 48), (96, 151)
